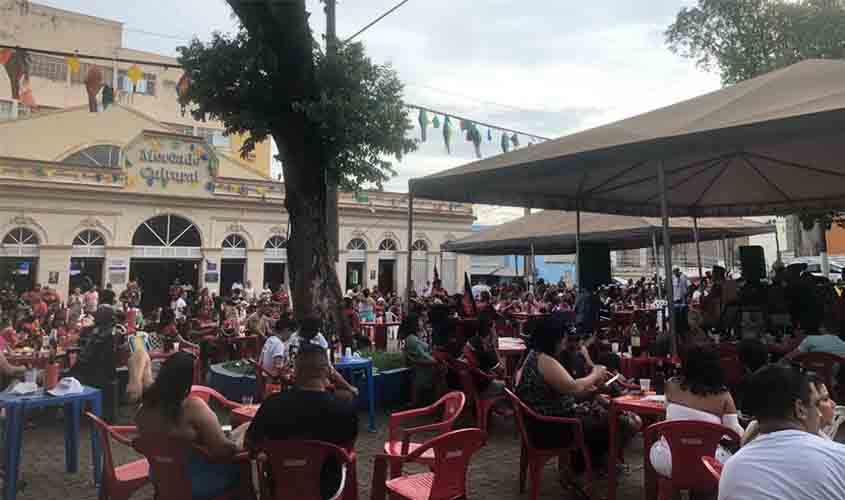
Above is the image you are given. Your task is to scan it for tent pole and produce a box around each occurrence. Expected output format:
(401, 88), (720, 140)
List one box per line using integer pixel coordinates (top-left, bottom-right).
(693, 216), (703, 281)
(657, 161), (676, 356)
(576, 201), (582, 290)
(774, 219), (781, 263)
(721, 234), (728, 272)
(530, 242), (536, 293)
(652, 231), (661, 298)
(405, 183), (414, 314)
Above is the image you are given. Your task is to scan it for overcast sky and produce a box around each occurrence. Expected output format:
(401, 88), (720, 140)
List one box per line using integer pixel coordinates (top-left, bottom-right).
(41, 0), (721, 224)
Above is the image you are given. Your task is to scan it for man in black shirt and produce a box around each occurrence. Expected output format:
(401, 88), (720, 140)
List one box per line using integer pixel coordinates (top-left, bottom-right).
(100, 283), (116, 306)
(246, 344), (358, 499)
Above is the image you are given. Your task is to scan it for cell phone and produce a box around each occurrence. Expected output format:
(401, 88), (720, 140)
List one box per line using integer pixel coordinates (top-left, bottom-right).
(604, 373), (621, 386)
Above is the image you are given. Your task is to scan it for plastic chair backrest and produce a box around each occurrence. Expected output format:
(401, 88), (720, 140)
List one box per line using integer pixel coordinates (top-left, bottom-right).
(86, 412), (119, 485)
(647, 420), (740, 492)
(701, 456), (722, 483)
(410, 429), (486, 500)
(131, 435), (194, 500)
(260, 440), (353, 500)
(505, 388), (548, 453)
(189, 385), (226, 405)
(719, 353), (744, 387)
(441, 391), (465, 422)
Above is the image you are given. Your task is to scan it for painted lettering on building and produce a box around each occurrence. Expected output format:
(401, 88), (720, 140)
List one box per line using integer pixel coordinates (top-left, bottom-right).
(139, 150), (201, 166)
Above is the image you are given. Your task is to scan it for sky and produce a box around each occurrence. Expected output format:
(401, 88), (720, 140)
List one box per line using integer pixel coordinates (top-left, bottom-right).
(40, 0), (721, 224)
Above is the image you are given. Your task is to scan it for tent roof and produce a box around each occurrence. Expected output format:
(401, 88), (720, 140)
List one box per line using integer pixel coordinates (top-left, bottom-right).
(411, 59), (845, 217)
(444, 210), (774, 256)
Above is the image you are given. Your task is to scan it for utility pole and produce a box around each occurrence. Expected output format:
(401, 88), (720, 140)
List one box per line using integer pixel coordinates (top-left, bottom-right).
(325, 0), (340, 264)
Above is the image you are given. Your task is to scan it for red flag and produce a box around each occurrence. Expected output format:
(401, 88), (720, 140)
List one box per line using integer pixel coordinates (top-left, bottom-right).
(433, 265), (439, 281)
(462, 272), (477, 317)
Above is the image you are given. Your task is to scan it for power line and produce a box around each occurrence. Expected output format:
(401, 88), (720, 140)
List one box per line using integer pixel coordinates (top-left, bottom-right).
(345, 0), (412, 43)
(124, 27), (192, 42)
(407, 83), (548, 115)
(1, 44), (551, 140)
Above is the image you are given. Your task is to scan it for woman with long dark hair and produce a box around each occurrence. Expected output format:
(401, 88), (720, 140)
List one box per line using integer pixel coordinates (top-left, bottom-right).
(649, 344), (743, 478)
(136, 352), (248, 499)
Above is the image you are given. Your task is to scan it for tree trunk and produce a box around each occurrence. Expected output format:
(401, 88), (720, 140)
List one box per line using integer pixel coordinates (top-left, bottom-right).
(276, 130), (351, 346)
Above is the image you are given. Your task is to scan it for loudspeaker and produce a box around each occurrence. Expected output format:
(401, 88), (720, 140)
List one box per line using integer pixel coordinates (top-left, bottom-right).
(739, 245), (766, 282)
(579, 242), (612, 290)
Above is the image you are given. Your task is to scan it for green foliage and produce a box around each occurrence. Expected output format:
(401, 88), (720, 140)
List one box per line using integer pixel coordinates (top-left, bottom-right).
(176, 3), (416, 192)
(666, 0), (845, 85)
(362, 351), (406, 372)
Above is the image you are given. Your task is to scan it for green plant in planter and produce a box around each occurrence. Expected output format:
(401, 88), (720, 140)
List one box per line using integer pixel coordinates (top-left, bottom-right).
(221, 360), (254, 376)
(361, 351), (406, 373)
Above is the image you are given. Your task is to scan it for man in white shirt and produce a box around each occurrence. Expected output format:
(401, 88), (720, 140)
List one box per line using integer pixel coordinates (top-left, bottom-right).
(286, 316), (359, 401)
(243, 281), (256, 303)
(259, 316), (293, 373)
(719, 364), (845, 500)
(671, 268), (689, 304)
(171, 291), (187, 322)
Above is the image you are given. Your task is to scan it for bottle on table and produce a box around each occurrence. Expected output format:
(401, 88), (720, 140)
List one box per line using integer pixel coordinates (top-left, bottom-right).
(630, 323), (642, 357)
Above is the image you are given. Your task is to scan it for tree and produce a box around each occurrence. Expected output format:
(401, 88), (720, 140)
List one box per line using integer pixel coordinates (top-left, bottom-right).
(666, 0), (845, 257)
(178, 1), (416, 341)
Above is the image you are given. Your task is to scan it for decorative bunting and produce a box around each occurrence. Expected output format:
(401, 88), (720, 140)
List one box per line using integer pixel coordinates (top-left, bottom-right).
(0, 48), (11, 66)
(487, 128), (492, 142)
(442, 116), (453, 154)
(66, 55), (81, 74)
(510, 133), (520, 148)
(102, 85), (114, 110)
(468, 123), (482, 159)
(417, 109), (428, 142)
(4, 49), (31, 101)
(432, 115), (440, 128)
(501, 132), (510, 153)
(176, 73), (191, 116)
(84, 66), (103, 113)
(127, 65), (143, 93)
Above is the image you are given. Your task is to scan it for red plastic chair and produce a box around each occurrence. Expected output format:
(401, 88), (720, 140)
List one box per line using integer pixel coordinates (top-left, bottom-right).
(132, 435), (251, 500)
(189, 385), (243, 411)
(794, 352), (845, 400)
(644, 420), (740, 499)
(258, 440), (358, 500)
(505, 389), (595, 500)
(383, 391), (466, 478)
(372, 428), (487, 500)
(86, 412), (149, 500)
(453, 359), (508, 432)
(701, 456), (722, 485)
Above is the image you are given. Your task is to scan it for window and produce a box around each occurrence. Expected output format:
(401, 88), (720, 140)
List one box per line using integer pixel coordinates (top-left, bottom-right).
(379, 239), (398, 251)
(265, 236), (287, 249)
(347, 238), (367, 251)
(71, 63), (113, 86)
(73, 230), (104, 247)
(132, 215), (201, 247)
(222, 234), (247, 248)
(3, 228), (38, 246)
(63, 145), (121, 168)
(616, 249), (641, 267)
(411, 240), (429, 252)
(117, 70), (156, 96)
(29, 54), (68, 82)
(0, 100), (12, 122)
(197, 127), (231, 149)
(164, 123), (195, 136)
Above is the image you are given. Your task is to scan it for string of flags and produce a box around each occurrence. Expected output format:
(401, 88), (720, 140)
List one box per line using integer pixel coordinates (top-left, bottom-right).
(413, 106), (547, 159)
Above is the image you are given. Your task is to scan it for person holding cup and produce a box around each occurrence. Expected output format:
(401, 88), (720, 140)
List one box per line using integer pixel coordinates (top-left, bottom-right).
(649, 344), (743, 479)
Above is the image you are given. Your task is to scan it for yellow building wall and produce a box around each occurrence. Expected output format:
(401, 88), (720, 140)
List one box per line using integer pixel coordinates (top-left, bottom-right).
(228, 135), (272, 179)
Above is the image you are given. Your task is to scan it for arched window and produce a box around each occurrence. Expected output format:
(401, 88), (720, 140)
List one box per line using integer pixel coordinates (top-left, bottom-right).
(378, 239), (398, 251)
(72, 230), (105, 258)
(222, 234), (247, 249)
(411, 240), (429, 252)
(132, 215), (201, 259)
(347, 238), (367, 251)
(1, 228), (39, 257)
(265, 236), (287, 249)
(265, 235), (288, 263)
(63, 145), (121, 167)
(222, 234), (247, 259)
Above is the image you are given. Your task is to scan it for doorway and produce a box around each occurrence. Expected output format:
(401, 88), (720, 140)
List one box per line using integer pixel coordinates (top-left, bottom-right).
(221, 260), (246, 297)
(264, 263), (286, 293)
(378, 260), (395, 294)
(0, 258), (37, 293)
(129, 259), (199, 312)
(346, 262), (364, 291)
(70, 258), (103, 293)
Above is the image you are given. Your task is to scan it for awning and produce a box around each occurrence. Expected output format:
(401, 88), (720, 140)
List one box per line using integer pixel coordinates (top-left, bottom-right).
(444, 211), (774, 255)
(411, 59), (845, 218)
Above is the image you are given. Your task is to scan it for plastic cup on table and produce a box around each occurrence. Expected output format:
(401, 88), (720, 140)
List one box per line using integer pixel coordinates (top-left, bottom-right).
(173, 342), (180, 352)
(344, 347), (353, 359)
(639, 378), (651, 393)
(611, 342), (620, 354)
(241, 395), (254, 406)
(25, 368), (39, 385)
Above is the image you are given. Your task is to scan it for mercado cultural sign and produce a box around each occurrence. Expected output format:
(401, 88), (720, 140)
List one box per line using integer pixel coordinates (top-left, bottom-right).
(124, 132), (218, 195)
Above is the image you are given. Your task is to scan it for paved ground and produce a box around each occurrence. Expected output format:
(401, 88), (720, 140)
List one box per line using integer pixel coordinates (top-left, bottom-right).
(9, 401), (649, 500)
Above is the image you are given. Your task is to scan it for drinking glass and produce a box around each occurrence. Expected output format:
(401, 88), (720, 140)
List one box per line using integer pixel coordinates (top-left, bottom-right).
(639, 378), (651, 393)
(241, 395), (254, 406)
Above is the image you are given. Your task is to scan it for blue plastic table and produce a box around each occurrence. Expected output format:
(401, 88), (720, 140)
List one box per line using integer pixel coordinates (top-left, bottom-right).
(0, 386), (103, 500)
(334, 357), (376, 432)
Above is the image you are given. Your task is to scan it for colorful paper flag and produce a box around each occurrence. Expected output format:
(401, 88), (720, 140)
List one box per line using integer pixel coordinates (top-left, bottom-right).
(417, 109), (428, 142)
(501, 132), (510, 153)
(442, 116), (453, 154)
(432, 115), (441, 128)
(127, 65), (143, 93)
(66, 55), (81, 74)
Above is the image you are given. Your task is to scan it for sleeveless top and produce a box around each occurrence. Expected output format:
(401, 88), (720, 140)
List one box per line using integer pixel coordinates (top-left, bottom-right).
(515, 350), (578, 417)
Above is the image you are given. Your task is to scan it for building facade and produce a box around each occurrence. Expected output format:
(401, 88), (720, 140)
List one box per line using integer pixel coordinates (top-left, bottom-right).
(0, 105), (473, 310)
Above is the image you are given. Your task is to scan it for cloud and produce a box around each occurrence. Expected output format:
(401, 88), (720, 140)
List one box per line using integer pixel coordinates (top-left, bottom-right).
(45, 0), (721, 224)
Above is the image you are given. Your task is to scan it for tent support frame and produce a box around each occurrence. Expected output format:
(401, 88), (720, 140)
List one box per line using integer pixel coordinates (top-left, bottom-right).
(658, 160), (677, 356)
